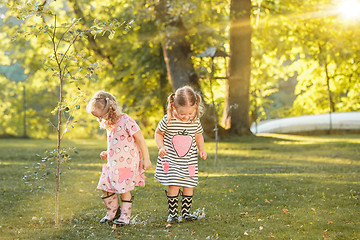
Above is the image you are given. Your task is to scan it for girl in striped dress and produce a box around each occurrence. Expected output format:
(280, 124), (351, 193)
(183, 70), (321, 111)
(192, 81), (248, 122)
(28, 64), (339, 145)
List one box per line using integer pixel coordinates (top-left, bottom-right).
(154, 86), (207, 223)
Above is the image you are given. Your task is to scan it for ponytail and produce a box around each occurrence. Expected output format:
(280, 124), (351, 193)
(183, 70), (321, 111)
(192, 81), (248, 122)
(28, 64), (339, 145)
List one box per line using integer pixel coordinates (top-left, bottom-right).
(166, 93), (175, 123)
(193, 93), (204, 121)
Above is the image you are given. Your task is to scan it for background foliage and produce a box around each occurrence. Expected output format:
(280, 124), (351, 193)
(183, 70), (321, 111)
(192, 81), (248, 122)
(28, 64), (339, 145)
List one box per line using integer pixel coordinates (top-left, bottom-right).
(1, 0), (360, 138)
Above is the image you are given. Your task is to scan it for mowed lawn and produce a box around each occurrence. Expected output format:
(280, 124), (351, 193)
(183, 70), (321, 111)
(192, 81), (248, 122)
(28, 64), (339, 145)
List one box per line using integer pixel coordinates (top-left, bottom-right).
(0, 134), (359, 240)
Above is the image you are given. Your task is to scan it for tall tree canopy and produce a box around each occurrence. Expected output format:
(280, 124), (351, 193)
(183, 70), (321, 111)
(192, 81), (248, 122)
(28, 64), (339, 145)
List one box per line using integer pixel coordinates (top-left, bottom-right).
(1, 0), (359, 138)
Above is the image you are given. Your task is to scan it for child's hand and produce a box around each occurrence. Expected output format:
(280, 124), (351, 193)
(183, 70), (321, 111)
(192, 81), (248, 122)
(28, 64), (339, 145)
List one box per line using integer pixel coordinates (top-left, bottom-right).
(158, 147), (168, 158)
(100, 151), (107, 161)
(200, 151), (207, 160)
(142, 159), (152, 170)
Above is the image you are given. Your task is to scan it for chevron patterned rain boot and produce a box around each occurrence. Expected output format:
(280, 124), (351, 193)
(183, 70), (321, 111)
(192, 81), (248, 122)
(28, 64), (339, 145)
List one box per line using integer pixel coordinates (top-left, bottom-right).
(166, 190), (179, 223)
(181, 194), (197, 221)
(100, 193), (121, 224)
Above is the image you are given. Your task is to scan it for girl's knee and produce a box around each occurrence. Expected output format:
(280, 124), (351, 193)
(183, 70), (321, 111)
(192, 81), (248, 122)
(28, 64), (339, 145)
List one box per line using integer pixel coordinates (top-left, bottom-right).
(182, 187), (193, 196)
(101, 191), (113, 197)
(168, 186), (180, 196)
(120, 191), (131, 201)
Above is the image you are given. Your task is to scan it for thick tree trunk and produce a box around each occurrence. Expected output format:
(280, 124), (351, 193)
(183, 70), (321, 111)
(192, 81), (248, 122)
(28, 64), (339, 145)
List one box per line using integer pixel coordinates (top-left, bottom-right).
(154, 0), (219, 138)
(154, 0), (200, 91)
(223, 0), (252, 135)
(161, 21), (200, 92)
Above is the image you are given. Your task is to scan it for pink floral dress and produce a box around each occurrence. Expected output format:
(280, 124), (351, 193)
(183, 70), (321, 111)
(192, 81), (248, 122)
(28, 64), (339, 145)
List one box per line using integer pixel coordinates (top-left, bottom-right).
(97, 115), (145, 194)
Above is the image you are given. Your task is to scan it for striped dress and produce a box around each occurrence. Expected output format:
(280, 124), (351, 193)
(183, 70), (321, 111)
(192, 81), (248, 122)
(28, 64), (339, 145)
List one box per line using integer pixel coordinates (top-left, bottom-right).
(154, 115), (204, 187)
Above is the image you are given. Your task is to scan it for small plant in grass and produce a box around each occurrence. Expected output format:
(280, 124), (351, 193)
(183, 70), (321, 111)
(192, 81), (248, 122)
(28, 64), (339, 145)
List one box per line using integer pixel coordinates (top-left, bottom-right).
(9, 0), (127, 225)
(23, 147), (76, 192)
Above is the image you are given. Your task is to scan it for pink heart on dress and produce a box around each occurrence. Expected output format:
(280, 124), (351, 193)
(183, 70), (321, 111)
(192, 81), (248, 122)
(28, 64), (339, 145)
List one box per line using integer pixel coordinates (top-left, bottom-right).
(118, 168), (133, 183)
(188, 165), (196, 177)
(162, 162), (169, 173)
(119, 168), (134, 183)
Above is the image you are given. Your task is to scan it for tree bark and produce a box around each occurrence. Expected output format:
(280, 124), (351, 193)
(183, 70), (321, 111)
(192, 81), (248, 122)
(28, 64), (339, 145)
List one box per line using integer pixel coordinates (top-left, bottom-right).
(223, 0), (252, 135)
(155, 1), (200, 92)
(154, 0), (218, 138)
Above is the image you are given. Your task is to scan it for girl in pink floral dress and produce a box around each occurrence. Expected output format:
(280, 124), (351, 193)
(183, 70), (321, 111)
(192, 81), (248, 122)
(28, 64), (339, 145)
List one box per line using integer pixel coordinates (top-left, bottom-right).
(87, 91), (151, 227)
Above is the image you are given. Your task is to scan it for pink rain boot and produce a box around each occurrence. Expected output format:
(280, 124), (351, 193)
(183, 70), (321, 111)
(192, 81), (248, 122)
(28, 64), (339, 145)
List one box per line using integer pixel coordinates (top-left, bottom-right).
(113, 196), (134, 226)
(100, 193), (121, 224)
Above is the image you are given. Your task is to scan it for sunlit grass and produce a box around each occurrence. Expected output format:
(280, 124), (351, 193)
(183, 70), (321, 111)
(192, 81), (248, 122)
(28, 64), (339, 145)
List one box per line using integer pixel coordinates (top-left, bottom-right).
(0, 134), (359, 239)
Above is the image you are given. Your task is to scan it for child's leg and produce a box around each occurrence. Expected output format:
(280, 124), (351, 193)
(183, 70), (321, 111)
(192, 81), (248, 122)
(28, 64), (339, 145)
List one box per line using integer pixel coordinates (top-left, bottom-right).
(165, 186), (180, 223)
(101, 190), (111, 197)
(167, 186), (180, 196)
(114, 191), (133, 226)
(182, 187), (193, 196)
(181, 187), (197, 221)
(120, 191), (132, 201)
(100, 191), (120, 224)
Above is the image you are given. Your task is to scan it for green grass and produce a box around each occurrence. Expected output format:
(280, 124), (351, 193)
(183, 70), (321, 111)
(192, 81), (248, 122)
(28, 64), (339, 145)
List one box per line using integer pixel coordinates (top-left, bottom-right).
(0, 134), (359, 239)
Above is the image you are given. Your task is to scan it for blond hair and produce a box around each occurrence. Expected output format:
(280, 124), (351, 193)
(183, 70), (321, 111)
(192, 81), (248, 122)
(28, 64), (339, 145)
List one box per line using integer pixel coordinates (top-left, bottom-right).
(166, 86), (204, 123)
(86, 91), (124, 130)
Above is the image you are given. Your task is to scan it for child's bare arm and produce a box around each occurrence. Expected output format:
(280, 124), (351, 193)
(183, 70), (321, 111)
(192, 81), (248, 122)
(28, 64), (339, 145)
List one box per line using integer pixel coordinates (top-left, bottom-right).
(155, 128), (168, 157)
(195, 133), (207, 160)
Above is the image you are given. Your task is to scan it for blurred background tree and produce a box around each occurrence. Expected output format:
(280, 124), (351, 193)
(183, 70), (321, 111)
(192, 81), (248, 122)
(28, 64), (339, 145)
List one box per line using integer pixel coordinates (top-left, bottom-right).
(1, 0), (359, 139)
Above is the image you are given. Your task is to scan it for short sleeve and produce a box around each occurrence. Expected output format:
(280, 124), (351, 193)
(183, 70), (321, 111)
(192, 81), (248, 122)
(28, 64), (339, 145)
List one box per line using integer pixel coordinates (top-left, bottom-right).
(125, 116), (140, 136)
(157, 115), (168, 133)
(196, 119), (204, 134)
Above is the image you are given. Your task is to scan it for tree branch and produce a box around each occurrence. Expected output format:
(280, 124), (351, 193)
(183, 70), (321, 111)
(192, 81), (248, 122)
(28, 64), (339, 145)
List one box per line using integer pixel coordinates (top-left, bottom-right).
(68, 0), (114, 67)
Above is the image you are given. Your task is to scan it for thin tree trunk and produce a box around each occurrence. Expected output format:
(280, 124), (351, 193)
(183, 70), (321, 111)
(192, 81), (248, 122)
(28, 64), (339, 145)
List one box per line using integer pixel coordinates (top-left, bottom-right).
(318, 43), (335, 113)
(23, 84), (27, 138)
(324, 62), (335, 113)
(55, 75), (62, 225)
(324, 59), (334, 133)
(318, 43), (335, 133)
